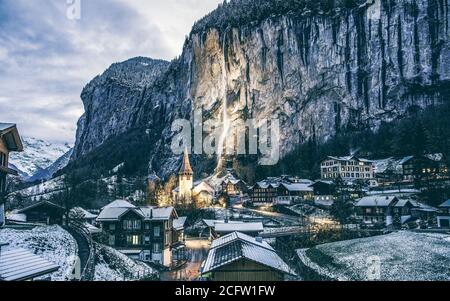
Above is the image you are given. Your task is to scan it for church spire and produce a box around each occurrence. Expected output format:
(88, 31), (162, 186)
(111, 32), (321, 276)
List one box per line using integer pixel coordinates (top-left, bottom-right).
(180, 147), (193, 175)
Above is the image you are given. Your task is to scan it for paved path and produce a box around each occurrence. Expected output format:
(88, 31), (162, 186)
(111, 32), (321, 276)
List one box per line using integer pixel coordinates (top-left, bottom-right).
(63, 226), (92, 280)
(161, 239), (210, 281)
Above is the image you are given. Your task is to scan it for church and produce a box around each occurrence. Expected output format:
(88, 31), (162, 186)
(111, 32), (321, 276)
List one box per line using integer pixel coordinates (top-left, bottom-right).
(172, 149), (215, 207)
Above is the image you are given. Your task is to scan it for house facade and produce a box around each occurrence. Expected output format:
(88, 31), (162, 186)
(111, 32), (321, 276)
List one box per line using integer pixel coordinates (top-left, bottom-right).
(249, 176), (313, 206)
(17, 201), (65, 225)
(310, 180), (336, 208)
(321, 156), (374, 181)
(0, 123), (23, 227)
(355, 196), (437, 228)
(437, 200), (450, 228)
(96, 200), (181, 267)
(400, 155), (448, 182)
(220, 177), (248, 197)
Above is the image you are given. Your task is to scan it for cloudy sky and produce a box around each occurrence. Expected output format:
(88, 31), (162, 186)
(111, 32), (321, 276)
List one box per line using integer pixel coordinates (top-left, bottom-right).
(0, 0), (221, 144)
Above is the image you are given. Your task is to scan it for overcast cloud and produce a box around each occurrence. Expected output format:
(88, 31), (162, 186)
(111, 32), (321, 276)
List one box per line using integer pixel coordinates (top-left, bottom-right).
(0, 0), (221, 144)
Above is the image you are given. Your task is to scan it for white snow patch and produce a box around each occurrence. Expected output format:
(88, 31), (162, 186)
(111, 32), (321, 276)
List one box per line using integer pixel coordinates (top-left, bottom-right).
(0, 225), (77, 281)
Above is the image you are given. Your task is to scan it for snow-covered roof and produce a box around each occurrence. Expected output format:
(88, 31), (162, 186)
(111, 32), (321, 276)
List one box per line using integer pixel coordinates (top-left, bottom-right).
(193, 181), (215, 194)
(281, 183), (313, 192)
(173, 216), (187, 230)
(17, 200), (65, 214)
(311, 180), (335, 186)
(202, 232), (295, 276)
(410, 201), (439, 212)
(393, 199), (414, 207)
(425, 153), (444, 162)
(439, 199), (450, 208)
(101, 199), (136, 209)
(214, 222), (264, 233)
(366, 189), (421, 197)
(140, 207), (175, 220)
(84, 222), (102, 234)
(355, 196), (398, 207)
(0, 248), (59, 281)
(5, 212), (27, 222)
(97, 205), (176, 222)
(97, 207), (135, 221)
(70, 207), (97, 219)
(202, 219), (243, 228)
(0, 123), (15, 132)
(398, 156), (414, 165)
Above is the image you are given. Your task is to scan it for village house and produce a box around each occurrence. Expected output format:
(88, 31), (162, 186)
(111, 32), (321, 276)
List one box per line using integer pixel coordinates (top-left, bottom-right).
(0, 123), (23, 227)
(172, 149), (215, 206)
(96, 199), (182, 267)
(219, 171), (248, 197)
(355, 196), (437, 228)
(16, 200), (66, 225)
(373, 154), (449, 185)
(274, 181), (314, 205)
(400, 154), (448, 182)
(437, 199), (450, 228)
(249, 176), (313, 206)
(172, 216), (187, 262)
(320, 156), (374, 181)
(200, 232), (295, 281)
(310, 180), (336, 208)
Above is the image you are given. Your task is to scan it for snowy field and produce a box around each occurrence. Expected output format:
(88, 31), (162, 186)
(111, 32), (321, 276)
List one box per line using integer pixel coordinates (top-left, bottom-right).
(297, 231), (450, 281)
(0, 225), (77, 281)
(94, 244), (158, 281)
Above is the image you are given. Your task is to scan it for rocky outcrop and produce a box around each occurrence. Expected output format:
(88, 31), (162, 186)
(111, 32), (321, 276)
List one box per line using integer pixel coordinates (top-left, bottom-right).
(72, 0), (450, 179)
(73, 57), (170, 159)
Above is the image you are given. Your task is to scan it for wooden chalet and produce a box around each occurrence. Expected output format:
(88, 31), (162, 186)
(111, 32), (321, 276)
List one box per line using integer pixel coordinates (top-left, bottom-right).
(0, 123), (23, 227)
(96, 199), (179, 267)
(437, 199), (450, 228)
(201, 232), (295, 281)
(17, 201), (65, 225)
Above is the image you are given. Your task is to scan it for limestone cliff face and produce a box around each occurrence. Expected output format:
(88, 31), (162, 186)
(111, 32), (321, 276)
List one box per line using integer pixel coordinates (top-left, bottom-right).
(186, 0), (449, 159)
(73, 57), (170, 159)
(72, 0), (450, 178)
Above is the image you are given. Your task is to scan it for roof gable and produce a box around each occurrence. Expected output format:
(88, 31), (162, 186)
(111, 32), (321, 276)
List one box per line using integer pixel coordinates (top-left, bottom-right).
(203, 232), (294, 275)
(0, 123), (23, 152)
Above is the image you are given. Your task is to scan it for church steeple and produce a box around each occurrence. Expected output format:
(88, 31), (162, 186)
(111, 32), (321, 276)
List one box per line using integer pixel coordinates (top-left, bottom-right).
(178, 147), (193, 202)
(179, 147), (193, 175)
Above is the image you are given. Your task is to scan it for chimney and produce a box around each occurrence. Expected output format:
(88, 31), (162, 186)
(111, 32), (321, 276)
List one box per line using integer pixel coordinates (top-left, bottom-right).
(255, 237), (263, 243)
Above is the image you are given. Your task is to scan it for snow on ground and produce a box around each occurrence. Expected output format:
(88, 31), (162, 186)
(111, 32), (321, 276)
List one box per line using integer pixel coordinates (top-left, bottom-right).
(288, 203), (333, 220)
(297, 231), (450, 281)
(94, 244), (158, 281)
(263, 226), (303, 234)
(8, 176), (65, 202)
(0, 225), (77, 281)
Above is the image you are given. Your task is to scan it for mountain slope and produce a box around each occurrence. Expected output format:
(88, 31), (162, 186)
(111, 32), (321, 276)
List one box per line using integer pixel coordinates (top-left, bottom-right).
(9, 137), (72, 181)
(69, 0), (450, 181)
(27, 148), (74, 183)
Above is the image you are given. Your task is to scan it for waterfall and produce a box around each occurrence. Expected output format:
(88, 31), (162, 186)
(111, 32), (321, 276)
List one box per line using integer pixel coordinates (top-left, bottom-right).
(215, 28), (231, 172)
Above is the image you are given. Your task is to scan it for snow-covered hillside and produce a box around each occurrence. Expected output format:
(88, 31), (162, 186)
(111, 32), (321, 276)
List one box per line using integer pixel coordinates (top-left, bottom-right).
(9, 137), (72, 181)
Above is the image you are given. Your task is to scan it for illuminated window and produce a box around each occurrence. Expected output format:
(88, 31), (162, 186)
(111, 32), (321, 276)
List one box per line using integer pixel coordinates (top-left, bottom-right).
(127, 235), (141, 246)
